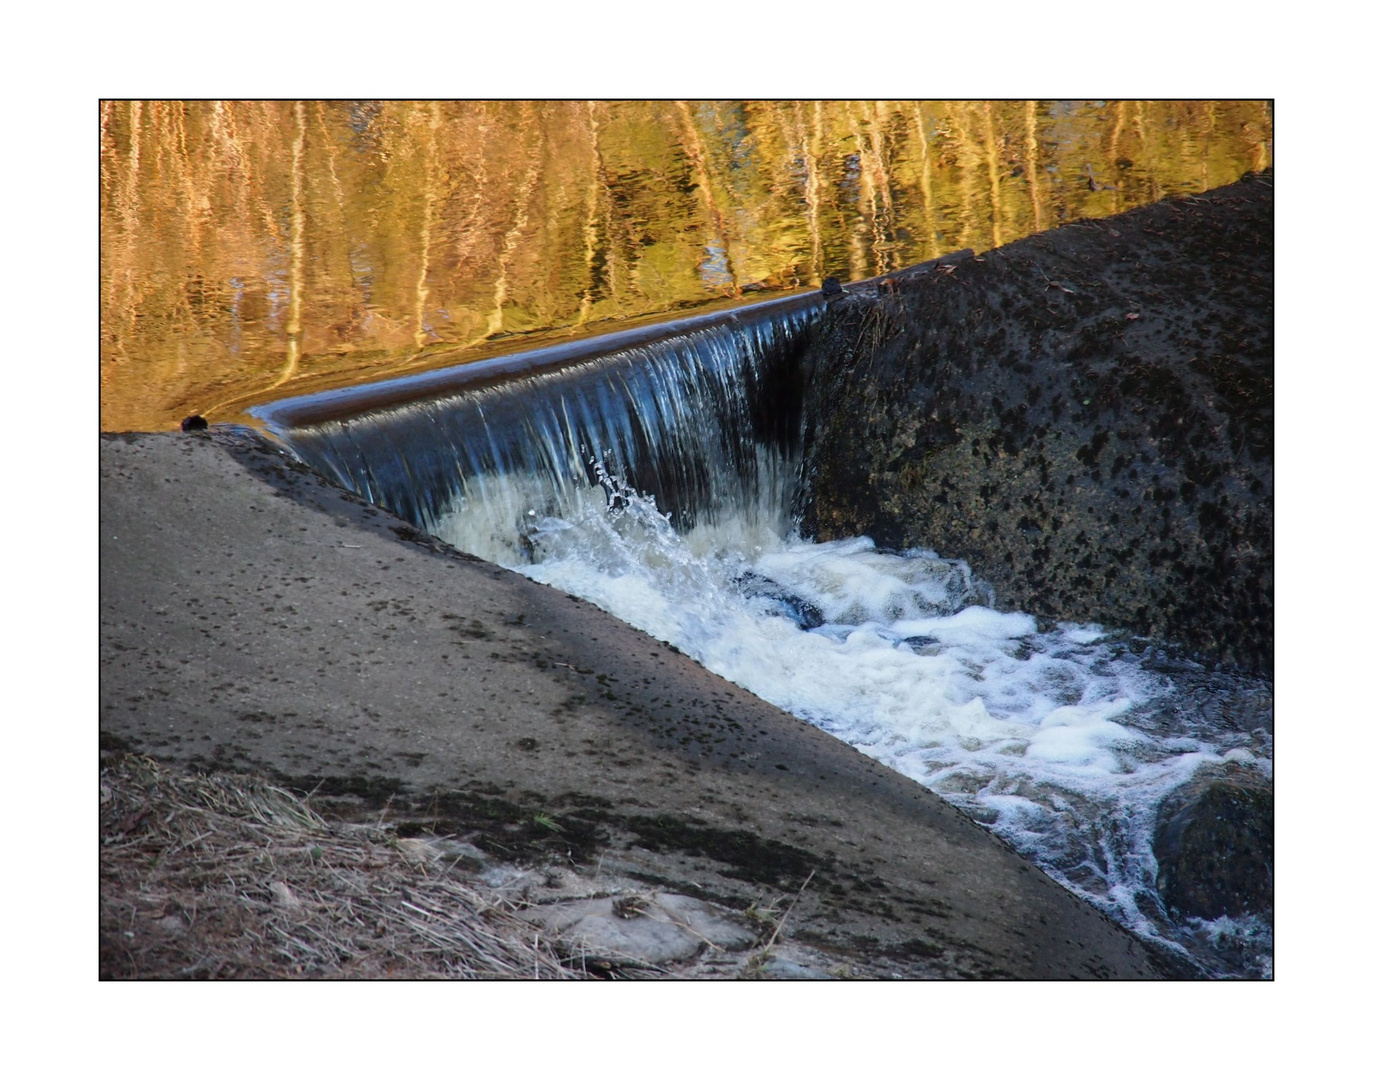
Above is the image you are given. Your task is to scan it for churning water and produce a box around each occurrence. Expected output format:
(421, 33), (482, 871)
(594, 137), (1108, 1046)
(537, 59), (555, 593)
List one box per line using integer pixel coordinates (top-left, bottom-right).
(262, 294), (1273, 979)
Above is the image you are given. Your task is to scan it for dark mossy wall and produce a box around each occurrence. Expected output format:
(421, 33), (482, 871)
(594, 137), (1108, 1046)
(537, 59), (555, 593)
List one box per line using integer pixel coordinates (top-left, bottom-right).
(800, 172), (1273, 673)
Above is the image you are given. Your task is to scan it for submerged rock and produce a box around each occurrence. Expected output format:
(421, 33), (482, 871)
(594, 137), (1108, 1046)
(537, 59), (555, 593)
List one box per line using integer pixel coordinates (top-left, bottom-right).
(1153, 769), (1273, 920)
(735, 570), (827, 630)
(799, 172), (1273, 673)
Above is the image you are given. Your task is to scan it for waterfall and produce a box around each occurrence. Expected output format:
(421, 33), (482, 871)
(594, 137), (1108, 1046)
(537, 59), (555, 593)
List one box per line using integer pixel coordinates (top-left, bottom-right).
(254, 295), (822, 542)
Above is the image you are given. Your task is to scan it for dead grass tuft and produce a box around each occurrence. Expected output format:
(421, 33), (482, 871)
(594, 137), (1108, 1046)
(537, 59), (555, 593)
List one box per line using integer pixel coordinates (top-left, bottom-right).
(99, 755), (585, 979)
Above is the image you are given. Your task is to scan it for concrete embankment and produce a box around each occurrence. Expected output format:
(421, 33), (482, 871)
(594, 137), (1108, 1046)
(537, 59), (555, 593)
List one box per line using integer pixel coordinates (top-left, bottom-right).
(100, 429), (1167, 978)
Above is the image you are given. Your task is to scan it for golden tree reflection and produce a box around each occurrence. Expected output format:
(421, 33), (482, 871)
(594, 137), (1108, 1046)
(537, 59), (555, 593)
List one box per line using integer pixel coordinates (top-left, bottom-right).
(99, 100), (1273, 431)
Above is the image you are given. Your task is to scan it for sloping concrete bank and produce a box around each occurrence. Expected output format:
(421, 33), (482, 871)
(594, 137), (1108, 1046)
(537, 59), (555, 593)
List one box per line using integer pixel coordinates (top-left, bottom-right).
(100, 429), (1169, 978)
(801, 171), (1273, 673)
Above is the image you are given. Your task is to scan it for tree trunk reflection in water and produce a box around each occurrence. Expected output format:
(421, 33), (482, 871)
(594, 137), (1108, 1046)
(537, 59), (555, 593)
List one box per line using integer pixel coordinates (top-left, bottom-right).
(275, 101), (306, 390)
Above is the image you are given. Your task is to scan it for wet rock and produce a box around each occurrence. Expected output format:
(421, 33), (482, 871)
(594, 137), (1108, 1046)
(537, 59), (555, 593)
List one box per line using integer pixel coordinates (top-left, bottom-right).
(1153, 769), (1273, 920)
(735, 571), (826, 630)
(799, 172), (1273, 673)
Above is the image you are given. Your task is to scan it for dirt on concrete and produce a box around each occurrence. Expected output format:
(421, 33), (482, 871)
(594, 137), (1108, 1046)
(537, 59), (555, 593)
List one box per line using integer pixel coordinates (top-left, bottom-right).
(100, 428), (1177, 978)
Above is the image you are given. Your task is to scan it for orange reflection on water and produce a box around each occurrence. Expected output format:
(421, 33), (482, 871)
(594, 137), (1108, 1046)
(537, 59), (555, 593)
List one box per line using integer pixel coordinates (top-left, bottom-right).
(99, 100), (1272, 431)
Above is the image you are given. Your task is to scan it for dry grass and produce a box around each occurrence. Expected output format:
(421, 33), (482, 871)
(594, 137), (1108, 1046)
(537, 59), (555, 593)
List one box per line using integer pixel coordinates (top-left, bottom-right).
(99, 756), (585, 980)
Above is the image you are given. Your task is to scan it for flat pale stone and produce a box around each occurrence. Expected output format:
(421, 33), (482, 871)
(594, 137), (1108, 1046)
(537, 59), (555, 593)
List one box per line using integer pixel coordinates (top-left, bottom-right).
(522, 892), (755, 965)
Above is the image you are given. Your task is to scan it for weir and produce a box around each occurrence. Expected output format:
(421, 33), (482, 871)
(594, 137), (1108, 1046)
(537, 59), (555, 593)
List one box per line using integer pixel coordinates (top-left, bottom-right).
(250, 253), (972, 537)
(253, 290), (825, 538)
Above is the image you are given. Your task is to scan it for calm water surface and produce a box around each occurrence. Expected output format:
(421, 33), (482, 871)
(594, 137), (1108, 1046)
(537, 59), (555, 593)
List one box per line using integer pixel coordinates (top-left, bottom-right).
(99, 100), (1271, 430)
